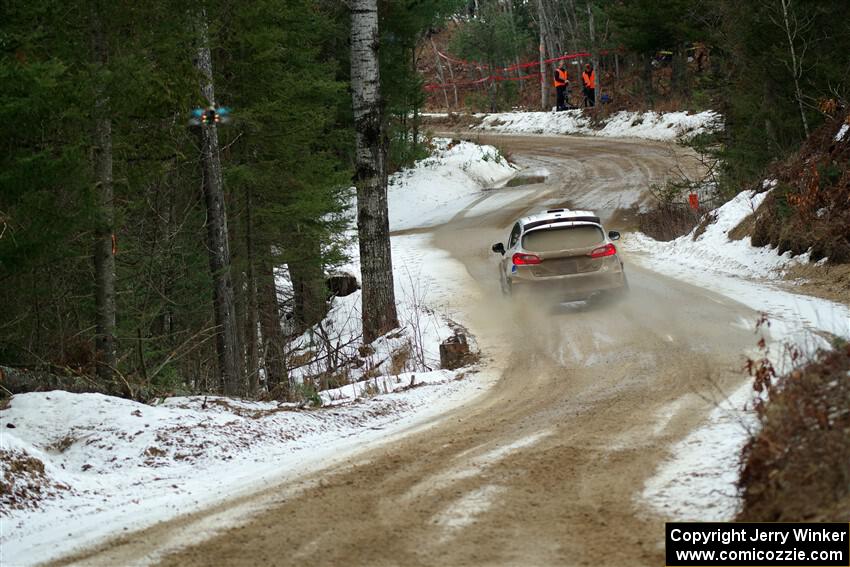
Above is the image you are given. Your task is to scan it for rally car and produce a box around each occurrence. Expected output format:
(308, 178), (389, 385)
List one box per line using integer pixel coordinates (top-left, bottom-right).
(491, 208), (627, 301)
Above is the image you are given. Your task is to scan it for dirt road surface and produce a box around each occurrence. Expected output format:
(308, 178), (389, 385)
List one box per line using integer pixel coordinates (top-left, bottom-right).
(54, 135), (760, 566)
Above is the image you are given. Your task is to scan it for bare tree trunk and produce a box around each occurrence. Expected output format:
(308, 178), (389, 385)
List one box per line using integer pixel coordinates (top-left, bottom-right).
(588, 2), (601, 111)
(195, 10), (242, 396)
(91, 4), (116, 383)
(411, 46), (420, 147)
(778, 0), (810, 137)
(443, 48), (459, 108)
(537, 0), (547, 110)
(539, 0), (561, 64)
(350, 0), (400, 344)
(258, 255), (288, 395)
(560, 0), (581, 53)
(244, 186), (259, 396)
(671, 45), (687, 97)
(644, 54), (654, 100)
(429, 37), (451, 110)
(289, 236), (327, 332)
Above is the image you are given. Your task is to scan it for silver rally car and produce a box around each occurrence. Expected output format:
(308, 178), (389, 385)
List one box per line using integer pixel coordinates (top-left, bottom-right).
(491, 208), (627, 301)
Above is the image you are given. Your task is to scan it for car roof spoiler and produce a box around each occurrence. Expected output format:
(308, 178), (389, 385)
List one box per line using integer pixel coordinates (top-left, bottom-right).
(523, 216), (601, 231)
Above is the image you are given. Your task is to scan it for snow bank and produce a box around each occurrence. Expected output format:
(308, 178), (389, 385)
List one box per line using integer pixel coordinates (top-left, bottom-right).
(475, 109), (722, 141)
(0, 374), (479, 565)
(389, 138), (517, 230)
(287, 233), (473, 386)
(642, 383), (755, 521)
(628, 187), (810, 280)
(630, 184), (850, 522)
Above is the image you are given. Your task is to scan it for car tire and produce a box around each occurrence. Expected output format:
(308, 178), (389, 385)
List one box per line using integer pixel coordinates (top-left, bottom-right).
(499, 272), (512, 296)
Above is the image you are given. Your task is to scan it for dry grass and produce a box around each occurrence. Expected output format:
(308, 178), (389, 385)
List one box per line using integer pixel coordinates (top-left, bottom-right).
(727, 212), (756, 241)
(637, 203), (703, 241)
(737, 343), (850, 521)
(1, 449), (70, 514)
(389, 343), (413, 375)
(783, 262), (850, 306)
(504, 175), (546, 188)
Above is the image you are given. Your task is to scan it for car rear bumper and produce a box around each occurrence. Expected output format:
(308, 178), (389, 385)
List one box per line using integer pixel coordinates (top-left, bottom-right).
(510, 264), (626, 299)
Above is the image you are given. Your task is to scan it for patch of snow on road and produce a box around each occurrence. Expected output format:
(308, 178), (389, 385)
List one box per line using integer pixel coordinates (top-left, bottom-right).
(402, 430), (552, 503)
(434, 484), (505, 538)
(643, 384), (755, 521)
(475, 110), (721, 141)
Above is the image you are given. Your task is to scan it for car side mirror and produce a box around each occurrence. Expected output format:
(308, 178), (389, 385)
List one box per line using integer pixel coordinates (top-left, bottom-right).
(492, 242), (506, 255)
(608, 231), (621, 241)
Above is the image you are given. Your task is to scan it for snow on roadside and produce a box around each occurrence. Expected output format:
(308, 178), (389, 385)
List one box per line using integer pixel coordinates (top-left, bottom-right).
(287, 138), (516, 384)
(389, 138), (516, 231)
(0, 137), (510, 566)
(0, 375), (481, 566)
(629, 184), (850, 522)
(628, 186), (811, 280)
(475, 109), (721, 141)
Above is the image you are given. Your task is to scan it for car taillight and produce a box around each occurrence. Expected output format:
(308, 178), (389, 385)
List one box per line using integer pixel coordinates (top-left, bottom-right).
(588, 243), (616, 258)
(512, 253), (541, 265)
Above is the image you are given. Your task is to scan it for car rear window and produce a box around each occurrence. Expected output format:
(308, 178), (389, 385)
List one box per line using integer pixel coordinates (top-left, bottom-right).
(522, 225), (604, 252)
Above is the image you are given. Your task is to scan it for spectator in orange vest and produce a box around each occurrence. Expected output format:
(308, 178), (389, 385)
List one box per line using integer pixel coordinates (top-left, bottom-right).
(553, 60), (569, 111)
(582, 63), (596, 107)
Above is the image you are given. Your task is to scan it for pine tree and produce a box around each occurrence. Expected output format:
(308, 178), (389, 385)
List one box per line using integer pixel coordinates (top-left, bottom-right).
(194, 8), (243, 396)
(90, 1), (117, 383)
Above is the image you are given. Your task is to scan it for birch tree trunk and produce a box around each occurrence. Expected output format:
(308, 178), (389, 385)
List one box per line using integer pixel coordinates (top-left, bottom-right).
(350, 0), (399, 343)
(588, 3), (601, 111)
(537, 0), (547, 110)
(778, 0), (810, 137)
(195, 10), (242, 396)
(91, 4), (116, 383)
(429, 37), (451, 110)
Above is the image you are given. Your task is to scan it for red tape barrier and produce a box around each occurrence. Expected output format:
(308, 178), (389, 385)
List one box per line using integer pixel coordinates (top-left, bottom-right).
(424, 72), (543, 92)
(426, 49), (614, 92)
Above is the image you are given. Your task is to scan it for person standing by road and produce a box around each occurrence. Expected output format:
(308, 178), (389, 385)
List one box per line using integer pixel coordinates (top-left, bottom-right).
(553, 60), (569, 111)
(582, 63), (596, 107)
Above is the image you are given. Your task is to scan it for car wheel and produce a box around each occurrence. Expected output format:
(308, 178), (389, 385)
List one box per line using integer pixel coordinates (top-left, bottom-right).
(499, 272), (512, 296)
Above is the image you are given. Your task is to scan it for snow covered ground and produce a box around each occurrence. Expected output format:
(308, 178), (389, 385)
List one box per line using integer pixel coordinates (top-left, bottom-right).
(629, 184), (850, 521)
(389, 138), (516, 230)
(0, 139), (515, 566)
(475, 109), (721, 141)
